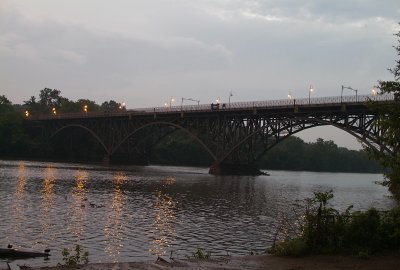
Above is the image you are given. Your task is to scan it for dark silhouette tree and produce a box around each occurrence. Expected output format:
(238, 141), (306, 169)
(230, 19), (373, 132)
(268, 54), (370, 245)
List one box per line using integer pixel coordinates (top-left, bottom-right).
(38, 88), (64, 113)
(100, 100), (122, 112)
(369, 24), (400, 200)
(0, 95), (11, 105)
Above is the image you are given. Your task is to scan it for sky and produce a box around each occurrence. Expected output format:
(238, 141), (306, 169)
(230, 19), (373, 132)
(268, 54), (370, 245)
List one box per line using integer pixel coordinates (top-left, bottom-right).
(1, 0), (399, 149)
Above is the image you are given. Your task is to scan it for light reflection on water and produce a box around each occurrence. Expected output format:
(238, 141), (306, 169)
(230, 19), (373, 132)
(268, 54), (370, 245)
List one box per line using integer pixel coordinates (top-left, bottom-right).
(0, 160), (395, 267)
(150, 176), (177, 257)
(104, 172), (127, 262)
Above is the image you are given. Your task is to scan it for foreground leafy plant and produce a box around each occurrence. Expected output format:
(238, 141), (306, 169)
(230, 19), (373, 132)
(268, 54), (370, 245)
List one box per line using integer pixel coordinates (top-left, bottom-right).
(188, 248), (211, 259)
(269, 190), (400, 256)
(61, 244), (89, 266)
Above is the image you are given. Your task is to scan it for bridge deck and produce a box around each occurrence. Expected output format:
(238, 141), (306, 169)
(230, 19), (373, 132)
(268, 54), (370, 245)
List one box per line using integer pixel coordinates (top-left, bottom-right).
(25, 94), (394, 120)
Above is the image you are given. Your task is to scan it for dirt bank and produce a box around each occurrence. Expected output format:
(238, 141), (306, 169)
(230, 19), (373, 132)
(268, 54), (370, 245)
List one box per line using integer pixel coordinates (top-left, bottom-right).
(6, 253), (398, 270)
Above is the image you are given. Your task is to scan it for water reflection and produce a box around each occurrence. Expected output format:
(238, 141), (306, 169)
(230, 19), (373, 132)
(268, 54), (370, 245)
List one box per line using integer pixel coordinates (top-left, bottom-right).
(0, 161), (394, 268)
(69, 170), (88, 240)
(9, 162), (28, 245)
(149, 176), (176, 256)
(104, 172), (127, 262)
(39, 166), (57, 247)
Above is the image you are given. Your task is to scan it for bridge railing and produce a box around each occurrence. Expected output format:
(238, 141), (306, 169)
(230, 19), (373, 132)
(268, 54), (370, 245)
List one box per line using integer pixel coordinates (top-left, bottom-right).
(143, 93), (394, 114)
(25, 93), (394, 120)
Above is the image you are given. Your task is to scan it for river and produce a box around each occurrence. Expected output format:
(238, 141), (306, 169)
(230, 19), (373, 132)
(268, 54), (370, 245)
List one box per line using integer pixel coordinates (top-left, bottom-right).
(0, 160), (395, 267)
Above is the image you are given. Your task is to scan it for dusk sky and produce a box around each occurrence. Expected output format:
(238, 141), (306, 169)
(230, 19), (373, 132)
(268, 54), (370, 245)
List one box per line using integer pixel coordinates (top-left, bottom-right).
(1, 0), (399, 149)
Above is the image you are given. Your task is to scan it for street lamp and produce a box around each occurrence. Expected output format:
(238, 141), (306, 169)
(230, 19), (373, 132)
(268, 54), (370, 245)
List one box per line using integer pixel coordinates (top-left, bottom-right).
(308, 85), (314, 104)
(119, 102), (126, 110)
(288, 91), (293, 100)
(216, 97), (220, 104)
(25, 110), (29, 117)
(341, 85), (358, 102)
(169, 97), (175, 109)
(228, 91), (233, 109)
(371, 85), (379, 96)
(181, 97), (200, 110)
(83, 105), (88, 113)
(52, 107), (56, 115)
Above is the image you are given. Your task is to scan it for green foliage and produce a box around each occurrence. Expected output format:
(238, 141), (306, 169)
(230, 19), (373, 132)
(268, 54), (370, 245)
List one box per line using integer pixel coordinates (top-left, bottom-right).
(259, 137), (381, 173)
(367, 24), (400, 200)
(61, 245), (89, 266)
(189, 248), (211, 259)
(0, 95), (11, 106)
(269, 191), (400, 256)
(100, 100), (123, 112)
(0, 97), (30, 156)
(152, 130), (214, 166)
(152, 133), (380, 172)
(269, 238), (308, 257)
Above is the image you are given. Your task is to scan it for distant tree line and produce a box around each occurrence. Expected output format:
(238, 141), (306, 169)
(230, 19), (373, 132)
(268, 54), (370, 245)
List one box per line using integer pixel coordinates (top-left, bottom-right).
(23, 88), (125, 114)
(0, 88), (125, 159)
(152, 131), (381, 173)
(258, 137), (381, 173)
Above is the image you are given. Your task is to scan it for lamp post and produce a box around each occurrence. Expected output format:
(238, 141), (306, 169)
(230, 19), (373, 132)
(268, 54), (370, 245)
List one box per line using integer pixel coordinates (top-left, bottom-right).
(25, 110), (29, 117)
(83, 105), (88, 113)
(181, 97), (200, 110)
(169, 97), (174, 109)
(371, 85), (379, 96)
(119, 102), (126, 110)
(341, 85), (358, 102)
(308, 85), (314, 104)
(229, 91), (233, 109)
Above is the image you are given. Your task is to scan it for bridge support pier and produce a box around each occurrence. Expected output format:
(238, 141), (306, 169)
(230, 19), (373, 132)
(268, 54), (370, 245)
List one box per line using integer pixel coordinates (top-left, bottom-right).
(209, 161), (265, 176)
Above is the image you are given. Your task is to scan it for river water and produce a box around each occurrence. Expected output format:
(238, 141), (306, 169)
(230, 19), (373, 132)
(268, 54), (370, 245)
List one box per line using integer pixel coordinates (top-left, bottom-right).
(0, 160), (395, 267)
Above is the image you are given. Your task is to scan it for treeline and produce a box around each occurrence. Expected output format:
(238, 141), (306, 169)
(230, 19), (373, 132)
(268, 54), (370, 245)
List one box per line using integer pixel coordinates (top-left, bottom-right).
(152, 132), (381, 173)
(0, 89), (381, 173)
(0, 88), (125, 158)
(258, 137), (381, 173)
(0, 95), (29, 156)
(23, 88), (126, 114)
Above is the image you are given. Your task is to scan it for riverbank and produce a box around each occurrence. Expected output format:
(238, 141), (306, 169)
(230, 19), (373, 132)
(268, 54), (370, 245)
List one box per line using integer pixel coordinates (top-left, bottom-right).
(3, 254), (399, 270)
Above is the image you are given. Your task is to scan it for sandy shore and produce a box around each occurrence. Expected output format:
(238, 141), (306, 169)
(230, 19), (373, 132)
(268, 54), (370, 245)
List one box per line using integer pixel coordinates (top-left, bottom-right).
(3, 253), (399, 270)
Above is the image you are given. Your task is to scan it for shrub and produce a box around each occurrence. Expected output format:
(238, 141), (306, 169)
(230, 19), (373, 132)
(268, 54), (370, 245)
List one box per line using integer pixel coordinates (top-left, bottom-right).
(269, 191), (400, 256)
(61, 244), (89, 266)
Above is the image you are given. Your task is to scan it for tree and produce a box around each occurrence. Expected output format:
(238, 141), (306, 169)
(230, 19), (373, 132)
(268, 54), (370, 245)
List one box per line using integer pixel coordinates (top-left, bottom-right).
(23, 96), (40, 114)
(369, 24), (400, 200)
(100, 100), (122, 112)
(0, 95), (27, 156)
(38, 88), (64, 113)
(0, 95), (11, 105)
(0, 95), (13, 113)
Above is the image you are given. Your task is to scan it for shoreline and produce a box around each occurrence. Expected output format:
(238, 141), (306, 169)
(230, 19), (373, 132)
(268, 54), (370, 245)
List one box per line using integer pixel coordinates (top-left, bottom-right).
(3, 253), (399, 270)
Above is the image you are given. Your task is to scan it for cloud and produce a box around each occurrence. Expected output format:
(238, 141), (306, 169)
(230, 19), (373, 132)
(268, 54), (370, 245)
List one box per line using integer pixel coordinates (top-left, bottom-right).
(0, 0), (399, 108)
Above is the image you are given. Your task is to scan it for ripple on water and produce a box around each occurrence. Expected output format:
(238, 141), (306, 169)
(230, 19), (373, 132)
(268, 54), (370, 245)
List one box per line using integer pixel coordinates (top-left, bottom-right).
(0, 161), (395, 267)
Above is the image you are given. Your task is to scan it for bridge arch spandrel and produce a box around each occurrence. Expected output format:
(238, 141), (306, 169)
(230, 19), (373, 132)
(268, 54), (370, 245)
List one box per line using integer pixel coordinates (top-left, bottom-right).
(218, 116), (386, 164)
(110, 121), (218, 161)
(50, 124), (111, 155)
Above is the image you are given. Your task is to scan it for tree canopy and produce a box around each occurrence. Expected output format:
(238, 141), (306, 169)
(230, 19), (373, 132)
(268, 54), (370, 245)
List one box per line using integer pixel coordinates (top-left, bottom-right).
(23, 88), (123, 114)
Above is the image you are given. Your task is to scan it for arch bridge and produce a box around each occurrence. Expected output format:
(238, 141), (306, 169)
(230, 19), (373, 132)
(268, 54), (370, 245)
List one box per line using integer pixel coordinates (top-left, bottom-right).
(23, 94), (396, 175)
